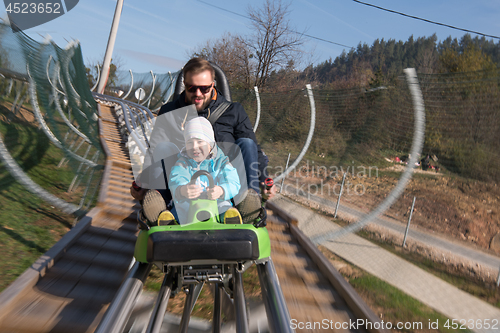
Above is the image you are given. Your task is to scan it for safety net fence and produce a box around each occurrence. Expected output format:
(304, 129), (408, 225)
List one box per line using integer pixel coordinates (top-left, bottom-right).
(0, 21), (105, 219)
(92, 68), (179, 113)
(234, 70), (500, 185)
(0, 21), (108, 289)
(232, 68), (500, 258)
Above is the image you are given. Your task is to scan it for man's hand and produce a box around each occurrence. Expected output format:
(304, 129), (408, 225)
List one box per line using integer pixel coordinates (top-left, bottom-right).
(261, 183), (277, 201)
(130, 185), (148, 201)
(180, 184), (203, 199)
(206, 186), (224, 200)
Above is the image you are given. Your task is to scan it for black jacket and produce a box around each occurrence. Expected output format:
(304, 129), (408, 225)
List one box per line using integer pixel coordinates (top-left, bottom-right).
(158, 89), (269, 182)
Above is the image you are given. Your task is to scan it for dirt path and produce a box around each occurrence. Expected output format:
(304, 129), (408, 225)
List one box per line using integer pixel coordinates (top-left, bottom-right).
(281, 165), (500, 253)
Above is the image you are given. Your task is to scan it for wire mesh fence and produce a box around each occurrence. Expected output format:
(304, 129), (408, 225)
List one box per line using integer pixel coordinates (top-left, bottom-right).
(233, 69), (500, 185)
(236, 69), (499, 259)
(0, 22), (104, 217)
(418, 69), (500, 182)
(234, 76), (418, 180)
(112, 69), (180, 112)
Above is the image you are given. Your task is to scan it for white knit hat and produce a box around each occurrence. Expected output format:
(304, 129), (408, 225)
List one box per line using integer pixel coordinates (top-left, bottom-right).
(183, 117), (215, 149)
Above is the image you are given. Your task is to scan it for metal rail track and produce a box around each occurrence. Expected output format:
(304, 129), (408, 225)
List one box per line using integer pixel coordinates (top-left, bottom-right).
(265, 204), (387, 333)
(0, 103), (386, 333)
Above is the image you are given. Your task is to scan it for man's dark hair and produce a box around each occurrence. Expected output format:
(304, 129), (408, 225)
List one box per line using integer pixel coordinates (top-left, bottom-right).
(183, 58), (215, 81)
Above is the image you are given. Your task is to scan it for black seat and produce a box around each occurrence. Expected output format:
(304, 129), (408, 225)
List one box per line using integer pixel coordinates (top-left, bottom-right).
(173, 62), (232, 102)
(146, 229), (259, 262)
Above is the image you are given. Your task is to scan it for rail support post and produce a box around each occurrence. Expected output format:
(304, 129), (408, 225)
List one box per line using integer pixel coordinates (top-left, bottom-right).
(212, 283), (222, 333)
(233, 265), (250, 333)
(334, 173), (347, 218)
(279, 153), (291, 194)
(145, 269), (175, 333)
(402, 196), (416, 247)
(257, 259), (293, 333)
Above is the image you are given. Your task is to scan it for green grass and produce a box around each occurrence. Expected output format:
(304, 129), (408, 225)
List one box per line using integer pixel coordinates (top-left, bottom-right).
(262, 139), (398, 182)
(412, 172), (444, 180)
(357, 229), (500, 309)
(0, 158), (73, 292)
(318, 244), (474, 333)
(349, 274), (473, 332)
(0, 103), (86, 292)
(376, 169), (404, 178)
(143, 266), (164, 291)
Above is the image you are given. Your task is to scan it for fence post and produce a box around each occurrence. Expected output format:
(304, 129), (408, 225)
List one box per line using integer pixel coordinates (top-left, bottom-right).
(402, 196), (417, 247)
(334, 173), (347, 218)
(253, 86), (261, 133)
(496, 265), (500, 287)
(279, 153), (291, 194)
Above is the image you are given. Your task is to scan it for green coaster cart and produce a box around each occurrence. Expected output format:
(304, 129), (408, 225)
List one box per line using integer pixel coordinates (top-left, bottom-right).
(96, 171), (292, 333)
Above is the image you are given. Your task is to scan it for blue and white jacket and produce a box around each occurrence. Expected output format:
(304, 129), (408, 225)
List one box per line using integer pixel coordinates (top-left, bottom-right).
(168, 145), (240, 223)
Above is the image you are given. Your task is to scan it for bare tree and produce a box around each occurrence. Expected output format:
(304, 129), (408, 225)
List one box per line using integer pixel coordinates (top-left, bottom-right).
(85, 56), (123, 90)
(190, 33), (254, 89)
(246, 0), (305, 88)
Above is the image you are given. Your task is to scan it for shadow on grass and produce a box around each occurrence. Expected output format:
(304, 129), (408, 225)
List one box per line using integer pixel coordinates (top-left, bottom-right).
(0, 104), (51, 193)
(30, 205), (74, 229)
(0, 225), (47, 254)
(0, 190), (73, 229)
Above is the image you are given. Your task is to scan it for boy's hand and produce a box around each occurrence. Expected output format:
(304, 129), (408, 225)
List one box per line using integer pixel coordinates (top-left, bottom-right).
(180, 184), (203, 199)
(206, 186), (224, 200)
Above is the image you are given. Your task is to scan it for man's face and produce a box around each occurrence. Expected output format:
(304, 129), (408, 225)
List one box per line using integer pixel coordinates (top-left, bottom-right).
(186, 138), (211, 162)
(184, 70), (214, 112)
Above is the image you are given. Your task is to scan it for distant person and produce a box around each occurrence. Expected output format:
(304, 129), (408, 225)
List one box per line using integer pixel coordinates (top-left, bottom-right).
(421, 154), (430, 171)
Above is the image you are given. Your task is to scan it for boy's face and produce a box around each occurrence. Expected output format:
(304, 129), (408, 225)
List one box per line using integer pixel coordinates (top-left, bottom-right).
(186, 138), (211, 162)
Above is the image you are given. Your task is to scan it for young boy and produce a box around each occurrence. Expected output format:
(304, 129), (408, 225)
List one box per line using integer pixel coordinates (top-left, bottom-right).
(142, 117), (242, 226)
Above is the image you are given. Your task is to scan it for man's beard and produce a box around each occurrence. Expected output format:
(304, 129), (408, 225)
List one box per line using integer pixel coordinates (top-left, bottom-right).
(190, 93), (211, 112)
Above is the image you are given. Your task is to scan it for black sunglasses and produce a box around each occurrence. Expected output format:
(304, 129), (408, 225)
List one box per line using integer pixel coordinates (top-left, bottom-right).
(185, 82), (213, 94)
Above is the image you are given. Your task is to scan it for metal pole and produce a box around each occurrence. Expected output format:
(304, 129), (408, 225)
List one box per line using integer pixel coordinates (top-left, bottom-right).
(496, 266), (500, 287)
(233, 265), (249, 333)
(190, 282), (205, 314)
(0, 126), (85, 217)
(253, 86), (261, 132)
(212, 283), (222, 333)
(279, 153), (291, 193)
(177, 282), (205, 333)
(273, 84), (316, 183)
(145, 270), (175, 333)
(334, 173), (347, 218)
(311, 68), (425, 244)
(178, 284), (196, 333)
(257, 260), (293, 333)
(403, 196), (417, 247)
(97, 0), (124, 94)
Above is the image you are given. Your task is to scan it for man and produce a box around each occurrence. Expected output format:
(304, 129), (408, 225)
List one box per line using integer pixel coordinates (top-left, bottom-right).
(131, 57), (276, 223)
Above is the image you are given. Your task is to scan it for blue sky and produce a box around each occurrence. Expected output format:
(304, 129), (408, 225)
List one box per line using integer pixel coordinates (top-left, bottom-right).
(1, 0), (499, 74)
